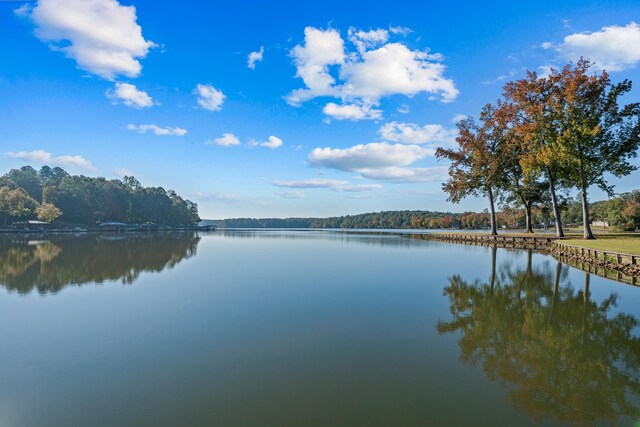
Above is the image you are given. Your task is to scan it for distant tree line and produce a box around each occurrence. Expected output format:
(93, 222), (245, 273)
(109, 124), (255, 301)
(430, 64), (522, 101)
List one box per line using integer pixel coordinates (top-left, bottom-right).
(216, 191), (640, 231)
(216, 217), (314, 228)
(218, 211), (461, 229)
(0, 165), (200, 226)
(436, 59), (640, 239)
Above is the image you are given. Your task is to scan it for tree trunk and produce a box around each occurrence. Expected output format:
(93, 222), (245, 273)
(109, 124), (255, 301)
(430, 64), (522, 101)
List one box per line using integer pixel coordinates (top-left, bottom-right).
(488, 187), (498, 236)
(580, 182), (595, 239)
(548, 261), (561, 324)
(522, 198), (533, 233)
(547, 169), (564, 238)
(489, 246), (497, 295)
(582, 272), (590, 338)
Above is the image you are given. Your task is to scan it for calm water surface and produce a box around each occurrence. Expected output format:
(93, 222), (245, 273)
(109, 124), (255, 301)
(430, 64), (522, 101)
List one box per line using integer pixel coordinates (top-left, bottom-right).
(0, 230), (639, 427)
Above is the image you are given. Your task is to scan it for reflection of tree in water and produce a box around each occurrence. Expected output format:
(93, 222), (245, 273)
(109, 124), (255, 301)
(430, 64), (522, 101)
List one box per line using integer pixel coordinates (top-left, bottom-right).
(0, 233), (200, 294)
(0, 241), (62, 283)
(217, 229), (432, 248)
(438, 249), (640, 426)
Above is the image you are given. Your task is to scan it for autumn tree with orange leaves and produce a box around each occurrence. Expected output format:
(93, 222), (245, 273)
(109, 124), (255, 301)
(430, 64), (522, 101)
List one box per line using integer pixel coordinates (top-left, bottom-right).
(486, 101), (549, 233)
(546, 59), (640, 239)
(503, 69), (568, 237)
(436, 112), (505, 235)
(444, 59), (639, 239)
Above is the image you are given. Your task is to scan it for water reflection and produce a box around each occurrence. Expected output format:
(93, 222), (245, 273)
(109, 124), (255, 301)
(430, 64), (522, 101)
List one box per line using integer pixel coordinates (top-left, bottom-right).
(216, 229), (434, 248)
(437, 249), (640, 425)
(0, 233), (200, 294)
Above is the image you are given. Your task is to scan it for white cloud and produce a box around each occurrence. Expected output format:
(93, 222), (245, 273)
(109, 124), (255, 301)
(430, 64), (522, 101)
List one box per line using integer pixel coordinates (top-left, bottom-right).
(247, 46), (264, 69)
(14, 4), (31, 17)
(272, 179), (381, 192)
(355, 166), (448, 182)
(114, 167), (133, 178)
(323, 102), (382, 121)
(379, 121), (457, 146)
(5, 150), (96, 172)
(554, 22), (640, 71)
(537, 65), (554, 79)
(348, 27), (389, 54)
(127, 124), (187, 136)
(276, 190), (305, 199)
(452, 114), (467, 124)
(198, 193), (243, 202)
(389, 26), (413, 36)
(22, 0), (155, 80)
(397, 104), (410, 114)
(307, 141), (448, 183)
(209, 133), (240, 147)
(482, 70), (516, 85)
(286, 26), (458, 120)
(339, 183), (382, 192)
(541, 42), (553, 50)
(273, 179), (341, 189)
(194, 83), (225, 111)
(285, 27), (345, 105)
(251, 135), (283, 149)
(107, 82), (153, 108)
(309, 142), (431, 171)
(340, 43), (455, 100)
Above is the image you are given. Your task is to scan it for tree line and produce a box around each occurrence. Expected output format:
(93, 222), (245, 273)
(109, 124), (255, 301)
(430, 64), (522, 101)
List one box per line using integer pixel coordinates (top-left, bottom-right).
(436, 59), (640, 239)
(0, 165), (200, 227)
(216, 193), (640, 230)
(217, 211), (460, 229)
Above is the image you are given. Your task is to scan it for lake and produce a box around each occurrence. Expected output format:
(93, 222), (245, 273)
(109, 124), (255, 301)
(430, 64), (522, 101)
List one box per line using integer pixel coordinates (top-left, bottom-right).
(0, 230), (639, 427)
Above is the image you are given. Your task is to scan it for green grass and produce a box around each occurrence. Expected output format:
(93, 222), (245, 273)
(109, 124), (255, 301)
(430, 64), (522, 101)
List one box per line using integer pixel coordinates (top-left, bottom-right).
(559, 233), (640, 255)
(429, 229), (640, 255)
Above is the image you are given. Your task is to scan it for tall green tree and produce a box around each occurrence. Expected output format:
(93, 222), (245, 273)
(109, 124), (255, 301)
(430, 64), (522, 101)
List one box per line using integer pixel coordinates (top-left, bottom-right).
(38, 166), (68, 187)
(3, 166), (42, 202)
(549, 59), (640, 239)
(1, 166), (200, 226)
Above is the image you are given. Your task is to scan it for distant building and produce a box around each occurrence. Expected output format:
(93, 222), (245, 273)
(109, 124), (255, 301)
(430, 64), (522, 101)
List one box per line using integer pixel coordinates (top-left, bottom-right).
(592, 220), (609, 227)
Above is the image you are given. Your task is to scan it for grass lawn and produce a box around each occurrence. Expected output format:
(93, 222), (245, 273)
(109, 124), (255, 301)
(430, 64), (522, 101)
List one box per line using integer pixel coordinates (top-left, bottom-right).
(559, 233), (640, 255)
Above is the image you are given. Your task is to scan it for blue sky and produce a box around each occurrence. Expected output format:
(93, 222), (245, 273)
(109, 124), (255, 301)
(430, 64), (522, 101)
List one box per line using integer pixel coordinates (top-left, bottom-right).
(1, 0), (640, 218)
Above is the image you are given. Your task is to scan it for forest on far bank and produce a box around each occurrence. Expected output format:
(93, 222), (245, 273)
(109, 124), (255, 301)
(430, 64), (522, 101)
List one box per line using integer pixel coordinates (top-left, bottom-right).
(0, 166), (200, 227)
(213, 189), (640, 231)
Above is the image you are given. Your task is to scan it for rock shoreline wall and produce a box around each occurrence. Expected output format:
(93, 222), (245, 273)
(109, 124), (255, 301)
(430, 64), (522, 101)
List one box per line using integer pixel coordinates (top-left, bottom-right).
(426, 233), (639, 285)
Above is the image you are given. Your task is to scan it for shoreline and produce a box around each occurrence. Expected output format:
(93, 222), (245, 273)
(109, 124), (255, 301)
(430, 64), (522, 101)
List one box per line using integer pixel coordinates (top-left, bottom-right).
(2, 228), (638, 285)
(426, 232), (640, 285)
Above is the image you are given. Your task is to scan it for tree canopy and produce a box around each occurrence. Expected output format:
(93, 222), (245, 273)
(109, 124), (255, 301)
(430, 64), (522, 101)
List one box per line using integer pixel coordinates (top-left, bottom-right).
(0, 165), (200, 226)
(440, 59), (640, 239)
(436, 115), (504, 235)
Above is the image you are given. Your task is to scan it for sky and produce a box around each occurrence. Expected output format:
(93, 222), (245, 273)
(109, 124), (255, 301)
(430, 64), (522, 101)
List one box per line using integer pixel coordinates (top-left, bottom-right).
(1, 0), (640, 219)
